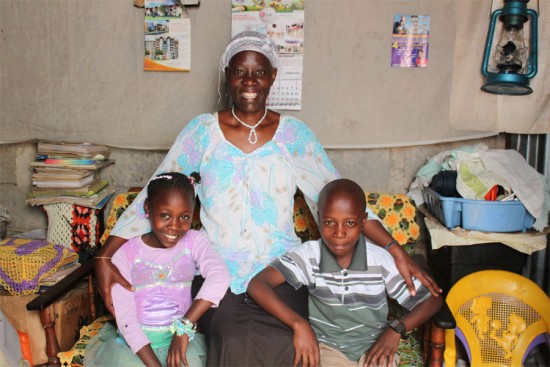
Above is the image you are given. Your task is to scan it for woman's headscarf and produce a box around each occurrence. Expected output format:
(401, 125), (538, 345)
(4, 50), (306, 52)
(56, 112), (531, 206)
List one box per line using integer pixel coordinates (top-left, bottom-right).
(220, 30), (280, 70)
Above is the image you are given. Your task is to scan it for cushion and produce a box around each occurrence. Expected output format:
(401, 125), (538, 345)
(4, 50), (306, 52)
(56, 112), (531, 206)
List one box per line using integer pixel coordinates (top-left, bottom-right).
(57, 315), (113, 367)
(366, 193), (419, 255)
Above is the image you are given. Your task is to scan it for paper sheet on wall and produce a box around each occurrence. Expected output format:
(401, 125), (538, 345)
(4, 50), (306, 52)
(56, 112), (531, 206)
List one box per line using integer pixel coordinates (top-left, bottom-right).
(391, 14), (430, 68)
(144, 0), (191, 71)
(231, 0), (305, 110)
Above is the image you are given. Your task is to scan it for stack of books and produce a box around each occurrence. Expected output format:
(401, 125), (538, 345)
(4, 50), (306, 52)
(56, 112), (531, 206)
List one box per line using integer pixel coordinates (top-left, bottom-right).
(26, 142), (115, 208)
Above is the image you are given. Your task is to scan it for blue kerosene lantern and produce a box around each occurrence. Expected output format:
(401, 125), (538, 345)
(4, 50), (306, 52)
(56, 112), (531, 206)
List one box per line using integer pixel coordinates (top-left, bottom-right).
(481, 0), (538, 95)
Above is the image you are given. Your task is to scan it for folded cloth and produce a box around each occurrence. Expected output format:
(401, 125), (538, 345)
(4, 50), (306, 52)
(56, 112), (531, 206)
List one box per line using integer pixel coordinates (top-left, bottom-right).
(408, 144), (488, 204)
(479, 149), (550, 232)
(0, 237), (78, 295)
(424, 216), (546, 255)
(456, 158), (511, 200)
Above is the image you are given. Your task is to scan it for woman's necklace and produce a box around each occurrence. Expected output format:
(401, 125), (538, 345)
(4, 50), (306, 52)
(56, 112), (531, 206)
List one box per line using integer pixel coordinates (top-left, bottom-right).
(231, 106), (268, 145)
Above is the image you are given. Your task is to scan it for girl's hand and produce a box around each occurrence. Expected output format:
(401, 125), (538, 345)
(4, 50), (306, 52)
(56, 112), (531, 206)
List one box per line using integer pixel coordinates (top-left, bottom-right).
(95, 257), (134, 316)
(292, 319), (320, 367)
(363, 329), (401, 367)
(389, 245), (441, 297)
(167, 334), (190, 367)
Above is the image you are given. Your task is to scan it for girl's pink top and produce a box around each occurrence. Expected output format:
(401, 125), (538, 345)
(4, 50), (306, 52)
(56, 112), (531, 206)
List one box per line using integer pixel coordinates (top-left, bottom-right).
(111, 229), (230, 353)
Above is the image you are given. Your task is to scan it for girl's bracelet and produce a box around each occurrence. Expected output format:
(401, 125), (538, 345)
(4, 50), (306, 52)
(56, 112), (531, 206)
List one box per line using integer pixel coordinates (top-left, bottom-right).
(169, 317), (196, 340)
(95, 256), (112, 260)
(384, 239), (398, 251)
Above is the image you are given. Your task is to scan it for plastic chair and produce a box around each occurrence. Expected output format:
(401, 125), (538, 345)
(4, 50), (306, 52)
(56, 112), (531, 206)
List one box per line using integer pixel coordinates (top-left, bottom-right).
(442, 270), (549, 367)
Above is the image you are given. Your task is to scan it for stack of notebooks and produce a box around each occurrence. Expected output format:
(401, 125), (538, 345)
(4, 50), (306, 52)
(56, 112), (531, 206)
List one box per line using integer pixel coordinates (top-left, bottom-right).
(26, 141), (116, 209)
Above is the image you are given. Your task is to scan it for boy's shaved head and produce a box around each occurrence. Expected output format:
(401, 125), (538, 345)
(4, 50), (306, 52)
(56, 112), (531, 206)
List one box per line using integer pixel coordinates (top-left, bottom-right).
(318, 179), (366, 215)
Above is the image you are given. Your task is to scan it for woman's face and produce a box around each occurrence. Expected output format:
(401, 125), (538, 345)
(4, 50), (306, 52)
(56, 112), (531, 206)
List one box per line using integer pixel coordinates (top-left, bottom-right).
(226, 50), (277, 114)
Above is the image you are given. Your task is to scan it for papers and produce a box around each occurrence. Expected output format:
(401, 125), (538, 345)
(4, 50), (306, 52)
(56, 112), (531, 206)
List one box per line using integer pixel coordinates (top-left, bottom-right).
(37, 141), (111, 158)
(30, 179), (110, 198)
(33, 173), (97, 188)
(27, 142), (115, 209)
(26, 186), (115, 209)
(30, 160), (114, 170)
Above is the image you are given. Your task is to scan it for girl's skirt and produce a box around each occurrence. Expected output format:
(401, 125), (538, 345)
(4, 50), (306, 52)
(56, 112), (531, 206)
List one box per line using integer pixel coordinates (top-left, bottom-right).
(84, 321), (207, 366)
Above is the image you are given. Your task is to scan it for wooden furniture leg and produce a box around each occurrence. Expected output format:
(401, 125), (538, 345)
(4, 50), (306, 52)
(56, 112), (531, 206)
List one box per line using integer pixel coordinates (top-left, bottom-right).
(39, 308), (61, 366)
(429, 322), (445, 367)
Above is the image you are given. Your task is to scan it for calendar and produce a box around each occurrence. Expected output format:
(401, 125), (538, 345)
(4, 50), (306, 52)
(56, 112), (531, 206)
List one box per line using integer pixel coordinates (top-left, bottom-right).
(268, 68), (302, 110)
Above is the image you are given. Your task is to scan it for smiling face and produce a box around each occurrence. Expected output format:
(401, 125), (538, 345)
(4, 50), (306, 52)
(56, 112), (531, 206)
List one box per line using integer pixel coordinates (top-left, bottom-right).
(226, 50), (277, 115)
(144, 187), (194, 249)
(319, 191), (366, 268)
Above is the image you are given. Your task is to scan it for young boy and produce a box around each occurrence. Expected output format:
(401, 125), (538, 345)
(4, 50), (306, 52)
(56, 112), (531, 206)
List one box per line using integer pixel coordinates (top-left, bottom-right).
(248, 179), (442, 367)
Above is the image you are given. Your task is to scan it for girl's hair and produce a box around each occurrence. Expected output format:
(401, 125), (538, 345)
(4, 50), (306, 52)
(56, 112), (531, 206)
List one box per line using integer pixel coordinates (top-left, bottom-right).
(146, 172), (201, 202)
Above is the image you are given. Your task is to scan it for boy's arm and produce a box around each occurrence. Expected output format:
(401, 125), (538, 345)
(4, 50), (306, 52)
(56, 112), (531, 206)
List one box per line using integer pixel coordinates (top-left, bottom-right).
(363, 220), (441, 297)
(363, 295), (443, 367)
(248, 267), (320, 367)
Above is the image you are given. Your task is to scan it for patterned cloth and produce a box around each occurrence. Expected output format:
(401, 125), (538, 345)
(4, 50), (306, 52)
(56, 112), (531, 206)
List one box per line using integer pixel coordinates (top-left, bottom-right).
(366, 193), (419, 255)
(43, 202), (101, 262)
(0, 237), (78, 295)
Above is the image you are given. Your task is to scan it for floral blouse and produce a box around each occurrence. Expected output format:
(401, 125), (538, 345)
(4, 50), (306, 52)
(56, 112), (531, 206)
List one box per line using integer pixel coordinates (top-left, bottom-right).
(112, 113), (374, 294)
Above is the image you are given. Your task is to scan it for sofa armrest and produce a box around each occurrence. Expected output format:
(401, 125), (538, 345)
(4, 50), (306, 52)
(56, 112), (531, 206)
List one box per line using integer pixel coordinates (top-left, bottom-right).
(26, 261), (94, 311)
(24, 261), (95, 366)
(433, 301), (456, 330)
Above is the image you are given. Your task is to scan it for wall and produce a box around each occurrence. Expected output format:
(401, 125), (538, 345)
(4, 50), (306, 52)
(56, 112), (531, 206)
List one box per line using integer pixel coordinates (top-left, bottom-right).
(4, 0), (546, 150)
(0, 136), (505, 233)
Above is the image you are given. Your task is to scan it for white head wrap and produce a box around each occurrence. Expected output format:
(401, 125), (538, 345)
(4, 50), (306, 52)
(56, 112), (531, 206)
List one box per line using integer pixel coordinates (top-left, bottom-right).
(220, 30), (280, 71)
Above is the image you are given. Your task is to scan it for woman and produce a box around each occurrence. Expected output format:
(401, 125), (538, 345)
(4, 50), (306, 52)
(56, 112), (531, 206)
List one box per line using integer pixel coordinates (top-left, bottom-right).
(96, 30), (440, 366)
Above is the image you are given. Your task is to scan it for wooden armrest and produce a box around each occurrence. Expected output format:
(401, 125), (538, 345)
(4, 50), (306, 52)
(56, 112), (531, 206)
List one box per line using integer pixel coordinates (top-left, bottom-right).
(24, 261), (95, 366)
(433, 301), (456, 329)
(26, 261), (94, 311)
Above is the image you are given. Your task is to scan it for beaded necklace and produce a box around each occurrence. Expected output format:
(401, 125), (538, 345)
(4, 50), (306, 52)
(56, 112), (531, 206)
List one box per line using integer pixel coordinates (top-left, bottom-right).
(231, 106), (268, 145)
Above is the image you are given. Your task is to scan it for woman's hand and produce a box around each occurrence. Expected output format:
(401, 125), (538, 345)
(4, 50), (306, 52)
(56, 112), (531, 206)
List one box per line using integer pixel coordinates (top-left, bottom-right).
(95, 236), (134, 315)
(389, 244), (441, 297)
(362, 220), (441, 297)
(363, 329), (400, 367)
(167, 334), (190, 367)
(292, 319), (320, 367)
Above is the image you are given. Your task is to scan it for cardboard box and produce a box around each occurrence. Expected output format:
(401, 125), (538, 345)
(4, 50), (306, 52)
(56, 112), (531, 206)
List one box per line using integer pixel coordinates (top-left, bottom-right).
(0, 283), (91, 365)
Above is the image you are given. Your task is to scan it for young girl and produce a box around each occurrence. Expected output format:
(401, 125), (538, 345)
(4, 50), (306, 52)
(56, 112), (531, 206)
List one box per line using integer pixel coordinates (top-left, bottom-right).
(85, 172), (230, 367)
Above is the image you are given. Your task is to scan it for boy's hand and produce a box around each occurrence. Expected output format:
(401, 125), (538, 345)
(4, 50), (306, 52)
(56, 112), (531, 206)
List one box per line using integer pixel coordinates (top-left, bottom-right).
(363, 329), (401, 367)
(167, 334), (190, 367)
(292, 320), (320, 367)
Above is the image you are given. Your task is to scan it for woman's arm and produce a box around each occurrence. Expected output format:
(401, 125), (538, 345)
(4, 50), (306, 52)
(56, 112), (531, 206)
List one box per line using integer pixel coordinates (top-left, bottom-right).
(248, 267), (320, 367)
(95, 235), (134, 315)
(363, 220), (441, 297)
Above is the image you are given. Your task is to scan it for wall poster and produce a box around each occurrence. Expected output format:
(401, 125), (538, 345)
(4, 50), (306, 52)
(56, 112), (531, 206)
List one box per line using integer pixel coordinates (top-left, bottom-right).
(391, 14), (430, 68)
(231, 0), (305, 110)
(144, 0), (191, 71)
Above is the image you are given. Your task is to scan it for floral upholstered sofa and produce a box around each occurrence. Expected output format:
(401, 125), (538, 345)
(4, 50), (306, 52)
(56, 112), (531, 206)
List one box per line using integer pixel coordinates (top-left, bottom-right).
(56, 190), (426, 367)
